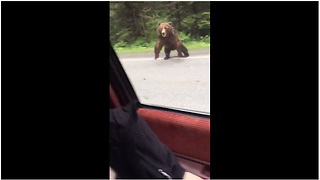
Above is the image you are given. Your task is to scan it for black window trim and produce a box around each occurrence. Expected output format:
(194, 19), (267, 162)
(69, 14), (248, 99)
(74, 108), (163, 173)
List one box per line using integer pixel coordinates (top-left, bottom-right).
(140, 103), (210, 119)
(110, 41), (139, 105)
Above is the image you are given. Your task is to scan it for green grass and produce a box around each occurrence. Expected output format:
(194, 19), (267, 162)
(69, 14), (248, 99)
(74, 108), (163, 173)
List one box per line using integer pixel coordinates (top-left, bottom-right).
(114, 41), (210, 54)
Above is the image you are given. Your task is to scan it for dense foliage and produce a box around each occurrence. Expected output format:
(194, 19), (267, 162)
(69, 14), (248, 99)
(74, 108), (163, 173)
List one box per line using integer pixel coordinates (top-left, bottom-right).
(110, 2), (210, 48)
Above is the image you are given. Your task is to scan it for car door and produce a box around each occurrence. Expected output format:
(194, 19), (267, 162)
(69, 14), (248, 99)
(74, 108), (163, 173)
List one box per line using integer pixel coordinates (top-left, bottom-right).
(109, 43), (210, 179)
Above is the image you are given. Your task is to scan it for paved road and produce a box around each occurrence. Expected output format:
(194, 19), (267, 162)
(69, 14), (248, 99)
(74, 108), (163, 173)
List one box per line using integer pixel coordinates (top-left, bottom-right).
(117, 49), (210, 114)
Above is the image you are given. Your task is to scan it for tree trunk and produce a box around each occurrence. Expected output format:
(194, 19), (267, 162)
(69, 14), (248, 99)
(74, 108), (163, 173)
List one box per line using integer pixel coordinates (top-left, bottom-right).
(140, 12), (150, 43)
(175, 3), (181, 31)
(124, 2), (138, 38)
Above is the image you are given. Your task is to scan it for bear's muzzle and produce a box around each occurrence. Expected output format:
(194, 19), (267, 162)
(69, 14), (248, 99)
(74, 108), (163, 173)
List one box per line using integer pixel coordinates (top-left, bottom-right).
(161, 29), (166, 37)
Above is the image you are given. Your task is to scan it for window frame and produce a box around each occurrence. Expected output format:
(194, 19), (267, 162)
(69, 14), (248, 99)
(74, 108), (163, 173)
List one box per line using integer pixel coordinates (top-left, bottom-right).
(109, 42), (210, 119)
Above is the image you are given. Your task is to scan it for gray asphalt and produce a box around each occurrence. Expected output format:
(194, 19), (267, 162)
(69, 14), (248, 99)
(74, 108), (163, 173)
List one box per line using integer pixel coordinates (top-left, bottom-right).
(117, 49), (210, 114)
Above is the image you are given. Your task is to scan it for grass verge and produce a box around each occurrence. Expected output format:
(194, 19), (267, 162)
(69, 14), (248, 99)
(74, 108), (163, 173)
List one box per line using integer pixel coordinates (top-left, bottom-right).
(114, 41), (210, 54)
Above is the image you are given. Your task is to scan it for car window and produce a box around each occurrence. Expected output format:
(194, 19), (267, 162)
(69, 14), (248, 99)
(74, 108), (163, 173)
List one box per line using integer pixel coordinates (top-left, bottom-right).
(110, 2), (210, 114)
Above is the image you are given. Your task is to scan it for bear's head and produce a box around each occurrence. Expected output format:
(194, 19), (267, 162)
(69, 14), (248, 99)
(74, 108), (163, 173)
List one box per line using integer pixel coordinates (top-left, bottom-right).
(157, 22), (175, 38)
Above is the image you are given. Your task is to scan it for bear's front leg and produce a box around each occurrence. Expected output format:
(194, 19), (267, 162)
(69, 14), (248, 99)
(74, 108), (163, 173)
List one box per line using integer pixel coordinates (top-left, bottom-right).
(154, 39), (163, 60)
(164, 47), (171, 60)
(155, 51), (160, 60)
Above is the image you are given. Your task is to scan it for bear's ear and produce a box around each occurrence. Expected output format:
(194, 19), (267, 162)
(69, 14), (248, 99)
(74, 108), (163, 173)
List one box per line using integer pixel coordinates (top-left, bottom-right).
(168, 22), (172, 26)
(158, 22), (161, 26)
(172, 28), (176, 35)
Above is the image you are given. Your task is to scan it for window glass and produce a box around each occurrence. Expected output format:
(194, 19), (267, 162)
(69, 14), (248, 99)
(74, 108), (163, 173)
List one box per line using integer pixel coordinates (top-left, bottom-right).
(110, 2), (210, 114)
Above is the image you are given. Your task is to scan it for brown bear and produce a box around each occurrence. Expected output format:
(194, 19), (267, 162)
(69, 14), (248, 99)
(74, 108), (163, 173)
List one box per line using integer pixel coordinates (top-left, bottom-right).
(154, 22), (189, 60)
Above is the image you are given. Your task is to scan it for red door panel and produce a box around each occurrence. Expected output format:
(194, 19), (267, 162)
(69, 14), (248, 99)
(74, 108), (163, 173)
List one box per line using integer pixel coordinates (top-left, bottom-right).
(109, 84), (121, 108)
(137, 108), (210, 163)
(137, 108), (210, 178)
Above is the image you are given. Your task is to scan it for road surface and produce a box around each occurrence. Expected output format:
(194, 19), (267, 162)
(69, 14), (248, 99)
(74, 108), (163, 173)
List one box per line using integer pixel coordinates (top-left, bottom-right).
(116, 49), (210, 114)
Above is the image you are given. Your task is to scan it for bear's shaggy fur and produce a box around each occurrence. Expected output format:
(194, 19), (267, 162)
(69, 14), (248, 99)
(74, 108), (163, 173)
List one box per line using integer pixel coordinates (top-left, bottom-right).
(154, 22), (189, 60)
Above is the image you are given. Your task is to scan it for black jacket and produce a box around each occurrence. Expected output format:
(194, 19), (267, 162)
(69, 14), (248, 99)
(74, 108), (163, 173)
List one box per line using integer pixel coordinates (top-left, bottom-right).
(109, 101), (185, 179)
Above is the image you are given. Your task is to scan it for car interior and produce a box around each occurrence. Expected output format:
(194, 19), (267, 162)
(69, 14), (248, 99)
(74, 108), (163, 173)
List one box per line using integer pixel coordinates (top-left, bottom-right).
(109, 44), (210, 179)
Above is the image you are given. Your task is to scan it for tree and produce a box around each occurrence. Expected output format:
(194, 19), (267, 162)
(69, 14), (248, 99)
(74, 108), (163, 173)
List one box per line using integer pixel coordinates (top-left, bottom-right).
(110, 2), (210, 46)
